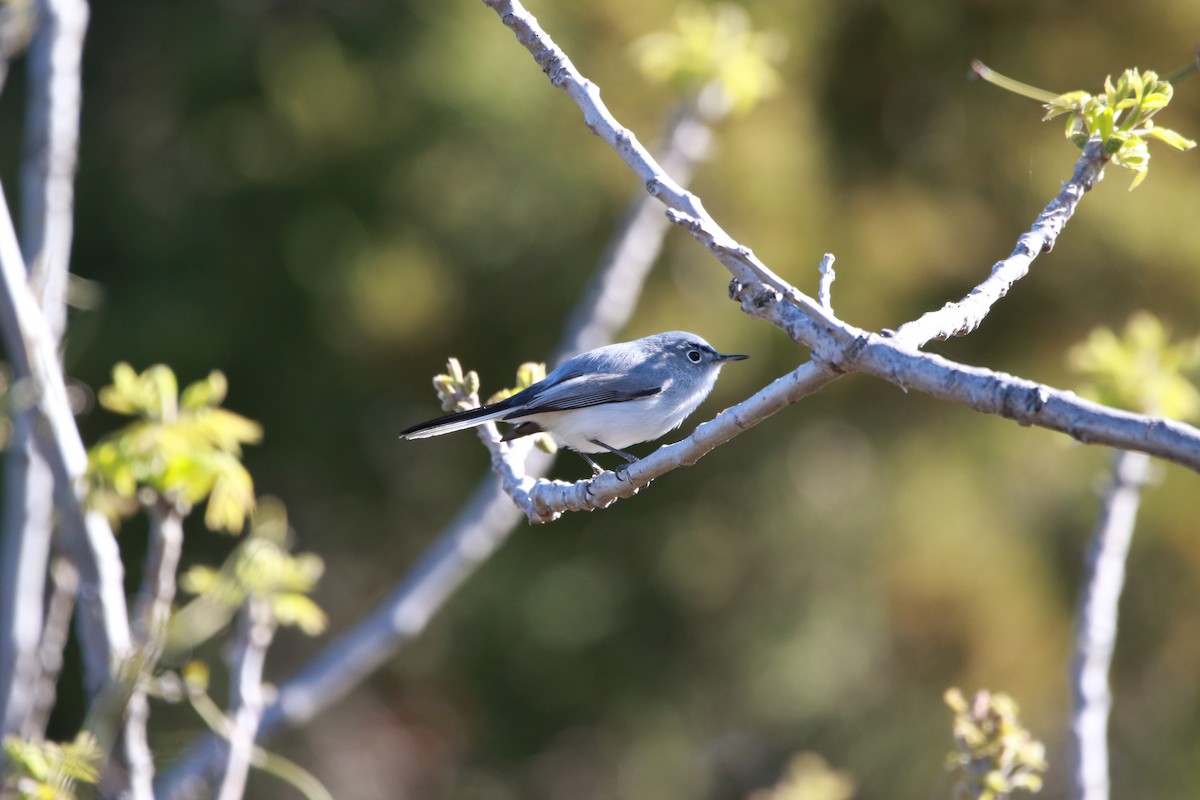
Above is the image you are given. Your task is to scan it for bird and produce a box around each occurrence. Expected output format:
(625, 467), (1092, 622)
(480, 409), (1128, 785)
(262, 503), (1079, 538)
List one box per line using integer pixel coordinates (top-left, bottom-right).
(400, 331), (749, 474)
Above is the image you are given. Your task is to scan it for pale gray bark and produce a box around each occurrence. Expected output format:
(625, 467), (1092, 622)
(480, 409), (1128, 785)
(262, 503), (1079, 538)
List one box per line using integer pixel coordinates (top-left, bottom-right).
(0, 0), (89, 740)
(1068, 450), (1153, 800)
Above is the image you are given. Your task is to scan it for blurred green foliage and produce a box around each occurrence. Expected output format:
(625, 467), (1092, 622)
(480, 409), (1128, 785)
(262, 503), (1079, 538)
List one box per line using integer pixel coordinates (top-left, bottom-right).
(945, 688), (1047, 800)
(634, 3), (786, 115)
(1, 732), (100, 800)
(170, 497), (326, 654)
(0, 0), (1197, 798)
(86, 363), (261, 532)
(745, 752), (855, 800)
(1069, 311), (1200, 419)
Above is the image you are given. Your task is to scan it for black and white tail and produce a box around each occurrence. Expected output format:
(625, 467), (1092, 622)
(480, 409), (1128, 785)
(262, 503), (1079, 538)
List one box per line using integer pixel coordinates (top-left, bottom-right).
(399, 399), (517, 440)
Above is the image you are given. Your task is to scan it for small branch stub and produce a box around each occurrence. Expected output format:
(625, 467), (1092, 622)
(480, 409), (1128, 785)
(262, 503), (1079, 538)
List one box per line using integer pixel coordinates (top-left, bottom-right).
(817, 253), (836, 311)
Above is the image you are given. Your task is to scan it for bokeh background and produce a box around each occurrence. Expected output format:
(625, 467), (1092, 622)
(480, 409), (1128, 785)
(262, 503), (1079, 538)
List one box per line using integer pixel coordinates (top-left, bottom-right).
(2, 0), (1199, 797)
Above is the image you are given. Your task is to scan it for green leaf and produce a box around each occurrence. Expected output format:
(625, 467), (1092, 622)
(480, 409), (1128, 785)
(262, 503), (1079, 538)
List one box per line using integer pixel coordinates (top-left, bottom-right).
(144, 365), (179, 421)
(514, 361), (546, 390)
(280, 552), (325, 592)
(58, 733), (101, 784)
(190, 407), (264, 454)
(2, 733), (102, 799)
(180, 371), (229, 410)
(270, 593), (328, 635)
(98, 362), (141, 415)
(179, 565), (220, 595)
(204, 463), (256, 534)
(1143, 125), (1197, 151)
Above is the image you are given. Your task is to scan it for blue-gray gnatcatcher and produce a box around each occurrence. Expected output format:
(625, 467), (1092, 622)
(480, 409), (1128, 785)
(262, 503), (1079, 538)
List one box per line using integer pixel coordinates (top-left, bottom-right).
(400, 331), (748, 473)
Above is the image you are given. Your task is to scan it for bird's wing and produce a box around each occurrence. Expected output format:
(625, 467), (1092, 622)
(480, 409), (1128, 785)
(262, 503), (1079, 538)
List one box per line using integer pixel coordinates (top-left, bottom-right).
(504, 372), (661, 416)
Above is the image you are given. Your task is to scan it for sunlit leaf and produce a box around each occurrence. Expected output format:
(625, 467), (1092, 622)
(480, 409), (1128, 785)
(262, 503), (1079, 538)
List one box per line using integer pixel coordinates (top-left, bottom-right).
(205, 464), (257, 533)
(179, 565), (220, 595)
(86, 364), (261, 532)
(270, 593), (328, 635)
(1032, 67), (1194, 188)
(180, 370), (229, 410)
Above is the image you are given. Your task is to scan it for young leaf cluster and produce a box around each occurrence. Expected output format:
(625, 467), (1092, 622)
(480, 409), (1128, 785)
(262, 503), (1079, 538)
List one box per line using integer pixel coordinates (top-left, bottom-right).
(86, 364), (263, 533)
(945, 688), (1047, 800)
(1044, 68), (1196, 189)
(170, 498), (327, 653)
(431, 358), (481, 413)
(1069, 312), (1200, 420)
(633, 2), (785, 115)
(2, 732), (102, 800)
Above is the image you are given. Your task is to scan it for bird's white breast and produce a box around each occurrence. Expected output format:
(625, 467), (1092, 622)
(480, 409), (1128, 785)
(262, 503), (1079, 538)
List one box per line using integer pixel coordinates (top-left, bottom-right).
(518, 370), (720, 452)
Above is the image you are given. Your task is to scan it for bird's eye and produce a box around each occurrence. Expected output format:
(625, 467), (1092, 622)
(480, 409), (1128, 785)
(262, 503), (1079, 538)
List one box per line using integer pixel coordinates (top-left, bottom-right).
(686, 349), (702, 363)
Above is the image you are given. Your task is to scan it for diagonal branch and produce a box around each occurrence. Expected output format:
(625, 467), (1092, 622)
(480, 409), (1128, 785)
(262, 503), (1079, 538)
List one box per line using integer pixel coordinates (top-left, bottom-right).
(475, 0), (1200, 510)
(893, 140), (1109, 346)
(481, 0), (834, 333)
(0, 179), (131, 698)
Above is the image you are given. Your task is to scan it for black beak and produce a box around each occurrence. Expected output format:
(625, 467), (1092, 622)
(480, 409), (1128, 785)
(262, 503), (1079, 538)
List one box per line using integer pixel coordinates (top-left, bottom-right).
(715, 352), (750, 362)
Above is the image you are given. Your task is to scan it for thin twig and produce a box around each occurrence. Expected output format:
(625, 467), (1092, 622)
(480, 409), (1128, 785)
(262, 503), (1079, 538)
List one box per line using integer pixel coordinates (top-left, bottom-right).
(133, 498), (187, 651)
(116, 498), (187, 799)
(892, 139), (1108, 346)
(23, 555), (78, 739)
(215, 600), (275, 800)
(1068, 450), (1153, 800)
(817, 253), (836, 312)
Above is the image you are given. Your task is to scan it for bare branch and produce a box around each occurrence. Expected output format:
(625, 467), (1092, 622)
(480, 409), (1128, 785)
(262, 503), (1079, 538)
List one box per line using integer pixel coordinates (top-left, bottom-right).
(520, 361), (837, 523)
(556, 102), (713, 360)
(118, 499), (187, 798)
(0, 179), (131, 696)
(24, 556), (77, 739)
(214, 601), (275, 800)
(132, 499), (187, 651)
(0, 414), (57, 736)
(0, 0), (90, 740)
(1068, 450), (1153, 800)
(893, 140), (1109, 347)
(481, 0), (833, 333)
(476, 0), (1200, 485)
(21, 0), (88, 343)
